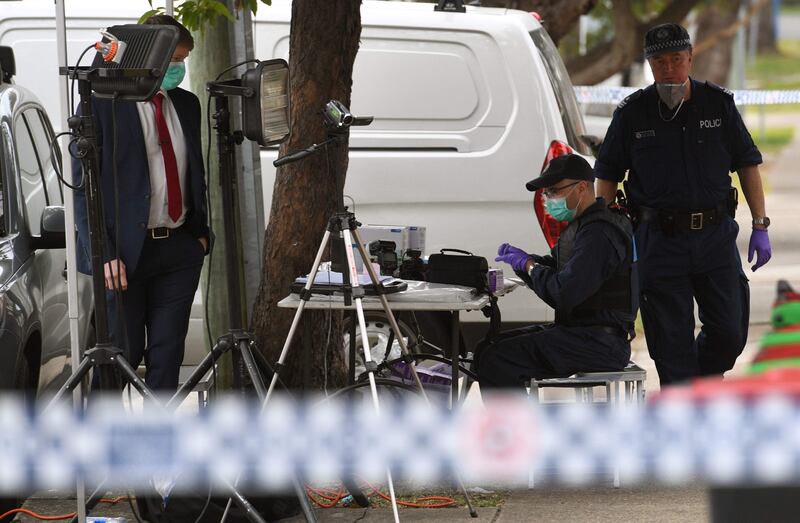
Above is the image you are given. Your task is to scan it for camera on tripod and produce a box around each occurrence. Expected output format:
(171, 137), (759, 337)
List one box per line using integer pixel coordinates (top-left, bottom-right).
(322, 100), (373, 133)
(368, 240), (398, 276)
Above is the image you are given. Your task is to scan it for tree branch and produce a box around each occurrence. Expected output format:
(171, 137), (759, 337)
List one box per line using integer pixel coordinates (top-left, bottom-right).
(565, 0), (701, 85)
(479, 0), (597, 44)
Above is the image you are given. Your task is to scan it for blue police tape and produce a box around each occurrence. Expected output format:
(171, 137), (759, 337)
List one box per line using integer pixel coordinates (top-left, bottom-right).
(2, 394), (800, 493)
(573, 86), (800, 106)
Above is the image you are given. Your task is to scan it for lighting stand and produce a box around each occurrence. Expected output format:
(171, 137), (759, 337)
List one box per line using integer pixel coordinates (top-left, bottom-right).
(165, 85), (317, 523)
(45, 69), (161, 408)
(43, 67), (276, 523)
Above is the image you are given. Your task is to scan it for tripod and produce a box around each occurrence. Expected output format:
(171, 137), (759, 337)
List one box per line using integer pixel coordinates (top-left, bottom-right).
(264, 117), (478, 520)
(45, 71), (160, 409)
(46, 67), (287, 523)
(157, 88), (318, 523)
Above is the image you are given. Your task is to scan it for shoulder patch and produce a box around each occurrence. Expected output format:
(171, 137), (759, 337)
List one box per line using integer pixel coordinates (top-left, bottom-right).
(616, 89), (644, 111)
(706, 81), (734, 98)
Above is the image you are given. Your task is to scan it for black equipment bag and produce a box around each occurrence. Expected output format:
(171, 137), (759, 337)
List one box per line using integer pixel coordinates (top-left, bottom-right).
(426, 249), (500, 368)
(427, 248), (489, 293)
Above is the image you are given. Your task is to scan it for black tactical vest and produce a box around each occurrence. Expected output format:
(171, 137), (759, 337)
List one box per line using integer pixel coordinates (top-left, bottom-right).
(554, 203), (635, 325)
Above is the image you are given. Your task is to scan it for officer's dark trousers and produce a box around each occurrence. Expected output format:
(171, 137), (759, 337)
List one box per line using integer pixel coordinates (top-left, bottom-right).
(477, 324), (631, 391)
(104, 228), (205, 393)
(636, 218), (750, 386)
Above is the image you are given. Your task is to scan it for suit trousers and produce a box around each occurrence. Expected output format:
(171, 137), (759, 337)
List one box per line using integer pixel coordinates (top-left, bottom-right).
(105, 228), (205, 392)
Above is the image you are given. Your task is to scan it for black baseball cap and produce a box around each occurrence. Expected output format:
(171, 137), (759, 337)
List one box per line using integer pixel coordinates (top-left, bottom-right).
(644, 23), (691, 59)
(525, 154), (594, 192)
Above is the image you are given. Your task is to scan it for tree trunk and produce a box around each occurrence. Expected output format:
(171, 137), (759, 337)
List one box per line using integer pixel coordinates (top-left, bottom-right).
(757, 0), (777, 54)
(189, 9), (235, 388)
(692, 0), (741, 85)
(251, 0), (361, 390)
(565, 0), (701, 85)
(479, 0), (598, 44)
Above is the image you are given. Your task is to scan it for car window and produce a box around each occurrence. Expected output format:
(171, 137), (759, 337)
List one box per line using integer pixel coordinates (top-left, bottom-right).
(529, 28), (591, 156)
(15, 112), (48, 235)
(25, 108), (63, 205)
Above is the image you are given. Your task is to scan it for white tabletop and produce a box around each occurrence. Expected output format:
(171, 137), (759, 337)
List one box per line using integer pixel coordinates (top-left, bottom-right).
(277, 279), (518, 312)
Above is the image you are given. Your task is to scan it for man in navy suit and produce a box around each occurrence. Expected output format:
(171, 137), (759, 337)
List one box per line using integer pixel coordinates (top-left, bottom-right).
(73, 15), (209, 392)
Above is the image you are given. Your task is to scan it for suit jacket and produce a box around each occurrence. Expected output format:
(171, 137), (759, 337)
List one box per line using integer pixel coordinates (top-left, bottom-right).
(72, 87), (209, 276)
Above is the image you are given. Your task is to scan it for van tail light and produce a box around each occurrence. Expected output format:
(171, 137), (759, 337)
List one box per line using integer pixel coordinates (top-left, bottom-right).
(533, 140), (574, 249)
(530, 12), (542, 22)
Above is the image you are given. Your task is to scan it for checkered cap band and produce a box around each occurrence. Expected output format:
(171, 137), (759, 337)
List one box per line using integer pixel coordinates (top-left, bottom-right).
(644, 38), (691, 58)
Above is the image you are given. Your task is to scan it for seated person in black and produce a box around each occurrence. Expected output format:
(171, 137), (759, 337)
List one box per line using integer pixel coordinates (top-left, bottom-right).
(477, 154), (639, 390)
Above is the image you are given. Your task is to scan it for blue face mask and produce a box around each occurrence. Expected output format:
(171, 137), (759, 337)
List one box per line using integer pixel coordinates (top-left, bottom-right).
(161, 62), (185, 91)
(544, 187), (578, 222)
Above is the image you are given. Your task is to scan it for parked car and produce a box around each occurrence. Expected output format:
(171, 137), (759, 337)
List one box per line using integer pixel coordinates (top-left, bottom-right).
(0, 47), (94, 399)
(0, 45), (95, 523)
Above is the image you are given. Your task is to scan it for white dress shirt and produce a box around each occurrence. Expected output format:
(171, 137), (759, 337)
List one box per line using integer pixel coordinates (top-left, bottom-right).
(136, 89), (189, 228)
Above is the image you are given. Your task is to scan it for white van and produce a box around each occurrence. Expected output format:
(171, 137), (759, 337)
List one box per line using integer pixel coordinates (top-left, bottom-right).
(0, 0), (592, 330)
(254, 0), (593, 325)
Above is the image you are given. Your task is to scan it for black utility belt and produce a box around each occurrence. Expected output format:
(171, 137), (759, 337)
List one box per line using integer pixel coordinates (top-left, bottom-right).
(638, 205), (725, 232)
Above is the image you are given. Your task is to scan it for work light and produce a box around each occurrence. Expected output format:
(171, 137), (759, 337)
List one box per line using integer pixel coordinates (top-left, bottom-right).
(241, 59), (290, 146)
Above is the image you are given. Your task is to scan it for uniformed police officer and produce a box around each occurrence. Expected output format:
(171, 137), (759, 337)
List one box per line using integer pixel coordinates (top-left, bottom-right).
(594, 23), (772, 386)
(478, 154), (638, 390)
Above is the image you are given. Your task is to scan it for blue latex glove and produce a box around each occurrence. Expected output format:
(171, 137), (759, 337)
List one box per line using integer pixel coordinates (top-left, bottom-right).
(748, 229), (772, 271)
(495, 243), (532, 273)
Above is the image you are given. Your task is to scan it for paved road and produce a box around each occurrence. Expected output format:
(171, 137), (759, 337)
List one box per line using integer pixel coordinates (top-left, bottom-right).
(739, 110), (800, 324)
(779, 12), (800, 40)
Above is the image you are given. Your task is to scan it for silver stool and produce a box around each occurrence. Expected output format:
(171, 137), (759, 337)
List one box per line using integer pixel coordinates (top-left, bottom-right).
(528, 361), (646, 405)
(527, 361), (646, 488)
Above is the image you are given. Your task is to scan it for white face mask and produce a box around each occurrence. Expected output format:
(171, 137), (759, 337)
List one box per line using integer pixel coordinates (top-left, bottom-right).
(656, 79), (688, 109)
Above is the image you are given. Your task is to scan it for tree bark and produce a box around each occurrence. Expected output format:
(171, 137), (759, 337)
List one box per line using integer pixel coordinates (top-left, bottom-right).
(692, 0), (741, 85)
(565, 0), (701, 85)
(251, 0), (361, 390)
(479, 0), (598, 44)
(757, 0), (777, 54)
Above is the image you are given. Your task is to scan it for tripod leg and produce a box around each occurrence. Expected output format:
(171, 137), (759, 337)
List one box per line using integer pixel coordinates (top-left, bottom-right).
(166, 337), (230, 411)
(219, 479), (267, 523)
(292, 477), (317, 523)
(114, 356), (162, 405)
(264, 230), (333, 406)
(341, 234), (400, 523)
(352, 229), (478, 518)
(351, 228), (429, 403)
(44, 357), (93, 413)
(239, 339), (267, 399)
(455, 474), (479, 518)
(352, 297), (400, 523)
(67, 482), (106, 523)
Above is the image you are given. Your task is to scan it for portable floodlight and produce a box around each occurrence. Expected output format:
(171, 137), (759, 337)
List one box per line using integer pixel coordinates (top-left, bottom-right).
(241, 59), (290, 146)
(89, 24), (179, 101)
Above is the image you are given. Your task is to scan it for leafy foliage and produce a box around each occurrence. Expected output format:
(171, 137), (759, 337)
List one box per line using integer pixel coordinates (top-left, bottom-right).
(559, 0), (686, 59)
(140, 0), (272, 30)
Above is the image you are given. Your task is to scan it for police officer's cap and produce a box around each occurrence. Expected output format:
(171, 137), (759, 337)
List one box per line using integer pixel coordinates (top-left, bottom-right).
(644, 23), (691, 59)
(526, 154), (594, 192)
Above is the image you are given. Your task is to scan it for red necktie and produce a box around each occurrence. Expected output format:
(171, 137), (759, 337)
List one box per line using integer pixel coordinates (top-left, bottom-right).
(151, 92), (182, 222)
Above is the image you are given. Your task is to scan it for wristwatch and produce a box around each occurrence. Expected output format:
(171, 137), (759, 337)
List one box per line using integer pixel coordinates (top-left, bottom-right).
(752, 217), (771, 229)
